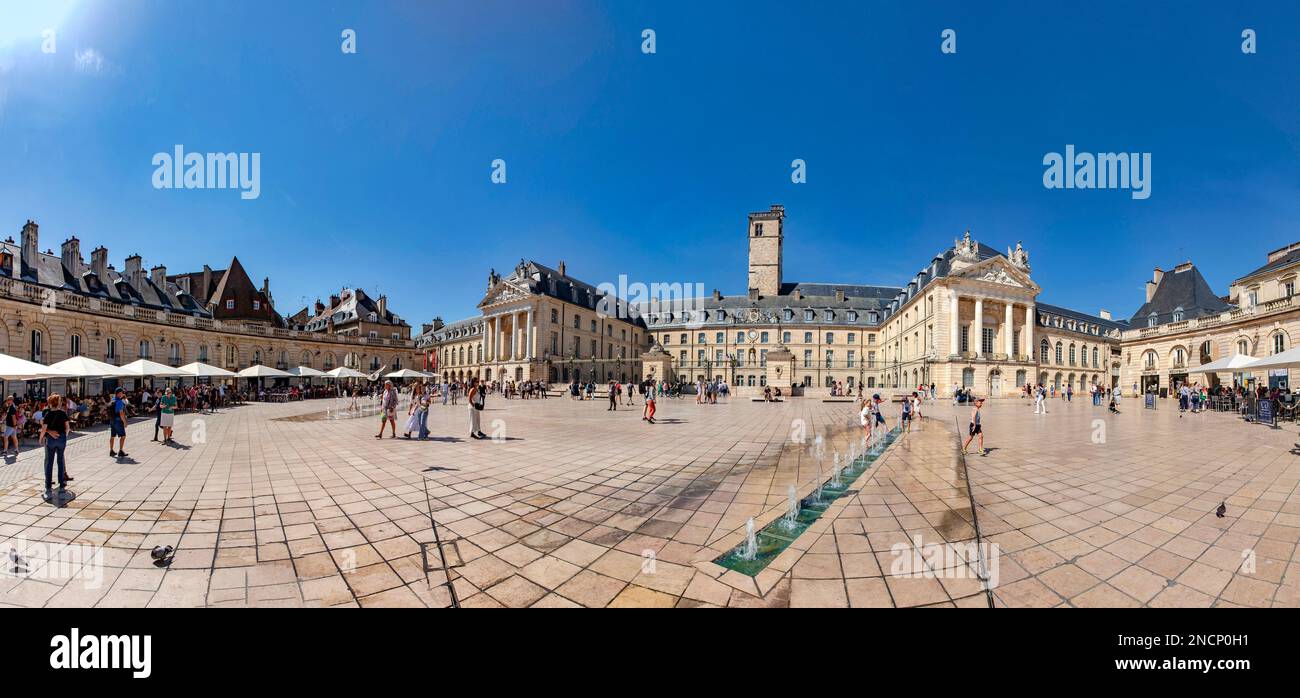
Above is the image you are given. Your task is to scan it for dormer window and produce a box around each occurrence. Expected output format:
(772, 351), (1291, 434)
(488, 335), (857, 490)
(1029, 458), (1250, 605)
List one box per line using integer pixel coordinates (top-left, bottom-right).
(225, 299), (235, 310)
(1172, 307), (1184, 323)
(1148, 313), (1158, 327)
(804, 309), (814, 322)
(253, 300), (260, 311)
(368, 312), (378, 322)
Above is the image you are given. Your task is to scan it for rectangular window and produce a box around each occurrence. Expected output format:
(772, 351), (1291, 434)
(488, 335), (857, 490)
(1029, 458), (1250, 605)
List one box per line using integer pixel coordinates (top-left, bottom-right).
(868, 333), (877, 344)
(981, 328), (995, 354)
(825, 351), (833, 368)
(803, 350), (812, 367)
(868, 351), (876, 368)
(225, 299), (235, 310)
(716, 332), (724, 344)
(803, 332), (813, 343)
(960, 327), (969, 353)
(1287, 281), (1296, 297)
(760, 349), (767, 366)
(847, 350), (856, 367)
(847, 333), (856, 344)
(782, 332), (791, 344)
(826, 332), (834, 344)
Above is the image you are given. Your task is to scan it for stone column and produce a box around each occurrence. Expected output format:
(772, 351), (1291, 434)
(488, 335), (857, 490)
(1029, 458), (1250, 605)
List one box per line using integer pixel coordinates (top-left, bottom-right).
(526, 308), (534, 360)
(1004, 302), (1015, 357)
(973, 298), (984, 357)
(496, 316), (504, 363)
(515, 311), (524, 360)
(1025, 303), (1036, 363)
(949, 290), (960, 356)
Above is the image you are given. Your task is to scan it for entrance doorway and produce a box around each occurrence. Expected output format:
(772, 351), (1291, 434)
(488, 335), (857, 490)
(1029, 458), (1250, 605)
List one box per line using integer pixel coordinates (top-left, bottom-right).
(989, 370), (1002, 397)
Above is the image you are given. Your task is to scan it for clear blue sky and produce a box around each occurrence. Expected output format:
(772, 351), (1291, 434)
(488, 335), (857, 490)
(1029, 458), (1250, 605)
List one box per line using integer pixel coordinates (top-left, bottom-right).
(1, 0), (1296, 327)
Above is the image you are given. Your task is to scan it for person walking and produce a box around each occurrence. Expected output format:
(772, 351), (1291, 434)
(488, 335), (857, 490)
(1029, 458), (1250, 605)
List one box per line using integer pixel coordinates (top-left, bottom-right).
(607, 381), (618, 411)
(159, 387), (177, 443)
(2, 395), (19, 457)
(151, 387), (164, 442)
(39, 394), (71, 500)
(1034, 383), (1046, 414)
(467, 377), (487, 439)
(962, 398), (986, 456)
(375, 380), (398, 439)
(642, 383), (657, 424)
(109, 387), (129, 460)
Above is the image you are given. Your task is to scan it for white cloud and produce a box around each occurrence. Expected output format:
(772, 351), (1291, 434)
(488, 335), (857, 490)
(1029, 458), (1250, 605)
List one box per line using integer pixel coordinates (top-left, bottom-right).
(74, 47), (105, 73)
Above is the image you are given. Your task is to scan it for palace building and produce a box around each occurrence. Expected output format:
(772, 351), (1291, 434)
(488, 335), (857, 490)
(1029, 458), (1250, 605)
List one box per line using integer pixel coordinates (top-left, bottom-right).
(0, 219), (419, 395)
(415, 261), (647, 384)
(638, 205), (1124, 396)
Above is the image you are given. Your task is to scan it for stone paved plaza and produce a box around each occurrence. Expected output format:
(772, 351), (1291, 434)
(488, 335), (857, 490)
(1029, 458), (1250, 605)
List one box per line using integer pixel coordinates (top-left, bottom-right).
(1, 392), (1297, 608)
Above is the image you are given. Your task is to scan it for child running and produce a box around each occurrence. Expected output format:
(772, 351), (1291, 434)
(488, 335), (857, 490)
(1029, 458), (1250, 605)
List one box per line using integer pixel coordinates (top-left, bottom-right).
(962, 397), (986, 456)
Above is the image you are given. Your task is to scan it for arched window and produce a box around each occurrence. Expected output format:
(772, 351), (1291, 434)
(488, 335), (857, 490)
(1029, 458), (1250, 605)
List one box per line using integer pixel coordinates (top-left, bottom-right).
(1143, 350), (1158, 369)
(198, 344), (209, 362)
(138, 339), (151, 359)
(1237, 339), (1249, 356)
(1274, 333), (1287, 355)
(1092, 347), (1099, 367)
(30, 329), (43, 363)
(1173, 347), (1186, 367)
(1039, 339), (1050, 363)
(1055, 342), (1063, 364)
(252, 349), (262, 365)
(169, 342), (182, 365)
(106, 337), (118, 362)
(69, 333), (82, 357)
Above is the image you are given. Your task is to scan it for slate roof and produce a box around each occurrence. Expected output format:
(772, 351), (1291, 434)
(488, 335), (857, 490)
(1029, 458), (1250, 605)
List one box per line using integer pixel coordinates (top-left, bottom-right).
(301, 288), (409, 333)
(1, 239), (209, 315)
(1129, 265), (1232, 325)
(1035, 302), (1129, 337)
(1234, 243), (1300, 283)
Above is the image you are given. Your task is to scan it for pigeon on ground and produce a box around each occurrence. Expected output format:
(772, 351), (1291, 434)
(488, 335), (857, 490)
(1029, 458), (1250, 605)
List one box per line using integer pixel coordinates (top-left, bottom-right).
(150, 545), (175, 564)
(1215, 501), (1226, 518)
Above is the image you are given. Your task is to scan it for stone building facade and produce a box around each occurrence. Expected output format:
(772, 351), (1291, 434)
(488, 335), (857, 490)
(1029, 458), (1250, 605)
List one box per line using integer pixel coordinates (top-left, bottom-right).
(1118, 244), (1300, 395)
(639, 206), (1122, 396)
(0, 219), (419, 395)
(416, 261), (647, 384)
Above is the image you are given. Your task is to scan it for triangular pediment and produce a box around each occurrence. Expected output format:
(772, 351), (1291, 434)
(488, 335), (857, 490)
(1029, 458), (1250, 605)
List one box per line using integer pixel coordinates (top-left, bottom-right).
(950, 256), (1040, 292)
(477, 279), (534, 309)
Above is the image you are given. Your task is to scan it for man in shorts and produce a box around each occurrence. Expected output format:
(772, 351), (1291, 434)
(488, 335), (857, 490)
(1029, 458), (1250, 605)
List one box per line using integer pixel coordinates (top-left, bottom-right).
(109, 387), (129, 459)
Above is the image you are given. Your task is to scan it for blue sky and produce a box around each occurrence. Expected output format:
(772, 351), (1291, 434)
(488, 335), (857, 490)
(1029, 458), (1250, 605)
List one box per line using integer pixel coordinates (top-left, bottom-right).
(1, 0), (1296, 328)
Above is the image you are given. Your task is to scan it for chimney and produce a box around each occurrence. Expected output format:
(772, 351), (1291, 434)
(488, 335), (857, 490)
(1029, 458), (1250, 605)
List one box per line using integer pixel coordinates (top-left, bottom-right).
(421, 323), (433, 335)
(60, 236), (82, 274)
(329, 294), (341, 308)
(1099, 309), (1112, 320)
(199, 265), (212, 303)
(835, 289), (846, 303)
(177, 276), (191, 294)
(432, 316), (444, 330)
(19, 220), (38, 267)
(712, 289), (722, 301)
(150, 264), (167, 287)
(377, 294), (388, 318)
(748, 287), (759, 301)
(1146, 268), (1165, 303)
(792, 288), (802, 301)
(558, 260), (566, 277)
(314, 298), (325, 315)
(124, 254), (144, 287)
(1174, 261), (1193, 273)
(91, 246), (108, 278)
